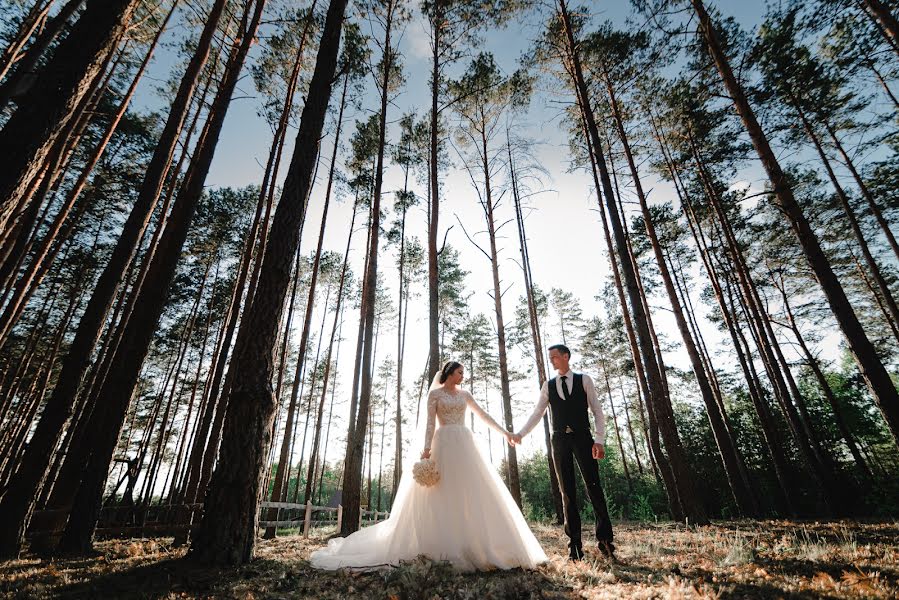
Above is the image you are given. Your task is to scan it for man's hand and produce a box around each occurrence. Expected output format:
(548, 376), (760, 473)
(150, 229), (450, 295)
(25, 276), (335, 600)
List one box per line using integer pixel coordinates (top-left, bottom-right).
(592, 443), (605, 460)
(510, 433), (522, 446)
(421, 449), (431, 460)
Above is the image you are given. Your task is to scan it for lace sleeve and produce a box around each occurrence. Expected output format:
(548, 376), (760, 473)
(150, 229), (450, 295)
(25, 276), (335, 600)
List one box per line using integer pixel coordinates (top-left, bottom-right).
(423, 391), (438, 451)
(465, 391), (507, 435)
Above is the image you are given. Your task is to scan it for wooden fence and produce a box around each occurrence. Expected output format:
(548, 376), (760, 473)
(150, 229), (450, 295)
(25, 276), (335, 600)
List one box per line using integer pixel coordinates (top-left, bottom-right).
(26, 501), (390, 540)
(258, 501), (390, 537)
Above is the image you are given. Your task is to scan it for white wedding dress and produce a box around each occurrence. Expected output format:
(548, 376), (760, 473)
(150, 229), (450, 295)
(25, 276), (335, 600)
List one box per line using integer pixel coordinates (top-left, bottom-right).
(309, 387), (547, 571)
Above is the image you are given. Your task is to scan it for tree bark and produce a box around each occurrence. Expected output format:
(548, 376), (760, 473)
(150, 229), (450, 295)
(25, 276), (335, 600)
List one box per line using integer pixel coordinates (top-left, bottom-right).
(770, 268), (873, 480)
(188, 0), (347, 565)
(295, 72), (350, 512)
(579, 112), (682, 518)
(691, 0), (899, 447)
(603, 70), (757, 516)
(508, 133), (564, 523)
(559, 0), (707, 524)
(863, 0), (899, 53)
(598, 355), (633, 491)
(790, 94), (899, 332)
(688, 125), (839, 514)
(0, 0), (229, 560)
(0, 4), (174, 341)
(821, 120), (899, 266)
(55, 1), (264, 555)
(0, 0), (84, 112)
(0, 0), (54, 83)
(427, 1), (442, 383)
(339, 0), (398, 535)
(648, 110), (796, 514)
(0, 0), (138, 237)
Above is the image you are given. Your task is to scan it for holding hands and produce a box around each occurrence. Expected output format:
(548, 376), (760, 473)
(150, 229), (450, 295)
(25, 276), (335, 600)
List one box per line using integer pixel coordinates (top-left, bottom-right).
(507, 432), (522, 446)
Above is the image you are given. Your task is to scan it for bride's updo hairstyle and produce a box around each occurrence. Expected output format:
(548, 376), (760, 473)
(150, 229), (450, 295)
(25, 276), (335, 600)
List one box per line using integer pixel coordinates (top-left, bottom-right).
(438, 360), (463, 383)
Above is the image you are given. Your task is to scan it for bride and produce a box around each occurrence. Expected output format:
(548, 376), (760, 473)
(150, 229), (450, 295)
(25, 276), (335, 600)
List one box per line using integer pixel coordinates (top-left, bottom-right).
(309, 360), (547, 571)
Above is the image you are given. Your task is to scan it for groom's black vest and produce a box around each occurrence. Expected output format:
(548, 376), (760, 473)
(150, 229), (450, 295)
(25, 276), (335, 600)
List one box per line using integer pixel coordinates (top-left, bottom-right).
(548, 373), (592, 434)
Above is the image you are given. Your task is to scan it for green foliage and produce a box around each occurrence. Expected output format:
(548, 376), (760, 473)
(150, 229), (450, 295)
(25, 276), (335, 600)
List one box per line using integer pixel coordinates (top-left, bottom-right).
(517, 451), (668, 523)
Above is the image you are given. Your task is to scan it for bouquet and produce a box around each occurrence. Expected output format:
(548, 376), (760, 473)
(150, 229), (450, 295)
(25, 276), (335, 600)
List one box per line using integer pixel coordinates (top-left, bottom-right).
(412, 458), (440, 487)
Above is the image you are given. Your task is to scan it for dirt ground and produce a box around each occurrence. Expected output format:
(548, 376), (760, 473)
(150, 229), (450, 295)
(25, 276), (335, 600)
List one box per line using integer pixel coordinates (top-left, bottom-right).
(1, 520), (897, 599)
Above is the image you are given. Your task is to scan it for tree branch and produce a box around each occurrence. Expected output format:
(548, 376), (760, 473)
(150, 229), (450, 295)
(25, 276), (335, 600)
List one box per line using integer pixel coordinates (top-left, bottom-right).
(454, 213), (491, 262)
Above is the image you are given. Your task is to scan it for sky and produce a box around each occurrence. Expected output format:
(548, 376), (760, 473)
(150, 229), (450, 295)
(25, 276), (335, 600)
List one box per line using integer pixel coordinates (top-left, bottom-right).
(119, 0), (868, 488)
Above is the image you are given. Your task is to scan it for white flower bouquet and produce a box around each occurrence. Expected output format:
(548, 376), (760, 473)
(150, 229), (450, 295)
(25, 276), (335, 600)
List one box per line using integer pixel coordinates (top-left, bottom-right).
(412, 458), (440, 487)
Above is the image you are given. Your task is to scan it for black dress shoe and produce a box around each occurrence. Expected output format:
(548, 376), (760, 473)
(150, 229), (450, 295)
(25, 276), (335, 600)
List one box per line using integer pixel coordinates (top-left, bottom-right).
(597, 540), (616, 560)
(568, 546), (585, 561)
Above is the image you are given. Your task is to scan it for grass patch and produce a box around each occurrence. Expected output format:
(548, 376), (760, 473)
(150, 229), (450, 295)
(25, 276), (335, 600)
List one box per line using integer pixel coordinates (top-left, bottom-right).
(1, 520), (897, 598)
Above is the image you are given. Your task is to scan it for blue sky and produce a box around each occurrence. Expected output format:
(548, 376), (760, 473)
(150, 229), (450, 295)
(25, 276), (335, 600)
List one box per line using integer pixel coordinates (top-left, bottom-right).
(121, 0), (869, 475)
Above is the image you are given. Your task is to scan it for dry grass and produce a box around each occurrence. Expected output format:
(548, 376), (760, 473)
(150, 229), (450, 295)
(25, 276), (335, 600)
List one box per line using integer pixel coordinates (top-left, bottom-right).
(1, 520), (897, 599)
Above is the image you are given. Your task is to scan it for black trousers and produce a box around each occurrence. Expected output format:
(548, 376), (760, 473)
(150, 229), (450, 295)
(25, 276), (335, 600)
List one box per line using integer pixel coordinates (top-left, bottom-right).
(551, 430), (613, 554)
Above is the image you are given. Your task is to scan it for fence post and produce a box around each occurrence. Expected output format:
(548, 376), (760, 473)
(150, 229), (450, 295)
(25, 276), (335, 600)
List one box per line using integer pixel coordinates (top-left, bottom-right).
(303, 502), (313, 538)
(336, 504), (343, 531)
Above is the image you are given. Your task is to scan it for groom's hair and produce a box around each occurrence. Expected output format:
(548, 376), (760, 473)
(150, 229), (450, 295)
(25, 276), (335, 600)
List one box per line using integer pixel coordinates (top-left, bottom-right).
(548, 344), (570, 358)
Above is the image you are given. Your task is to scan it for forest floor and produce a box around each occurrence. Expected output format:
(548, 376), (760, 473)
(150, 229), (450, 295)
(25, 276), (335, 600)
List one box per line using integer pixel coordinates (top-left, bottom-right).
(0, 520), (897, 599)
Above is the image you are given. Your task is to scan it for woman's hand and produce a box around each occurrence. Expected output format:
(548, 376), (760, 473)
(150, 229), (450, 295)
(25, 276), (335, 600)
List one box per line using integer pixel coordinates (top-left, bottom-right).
(420, 448), (431, 460)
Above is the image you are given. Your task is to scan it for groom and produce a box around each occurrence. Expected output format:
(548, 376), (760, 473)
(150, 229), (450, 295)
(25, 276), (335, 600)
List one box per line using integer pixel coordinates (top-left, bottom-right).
(512, 344), (615, 561)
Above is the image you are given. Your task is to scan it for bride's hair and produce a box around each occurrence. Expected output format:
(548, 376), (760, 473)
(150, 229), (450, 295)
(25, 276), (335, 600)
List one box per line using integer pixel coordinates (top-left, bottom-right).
(438, 360), (463, 383)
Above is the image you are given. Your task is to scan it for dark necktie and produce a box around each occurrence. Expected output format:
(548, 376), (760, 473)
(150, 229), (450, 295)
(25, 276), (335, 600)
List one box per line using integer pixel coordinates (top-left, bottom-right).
(560, 375), (572, 401)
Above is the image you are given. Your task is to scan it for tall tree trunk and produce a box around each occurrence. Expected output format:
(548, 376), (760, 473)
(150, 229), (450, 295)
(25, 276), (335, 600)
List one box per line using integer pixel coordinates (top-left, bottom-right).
(617, 380), (644, 476)
(142, 262), (211, 506)
(0, 3), (175, 340)
(0, 0), (138, 237)
(178, 157), (266, 515)
(0, 36), (119, 306)
(0, 0), (54, 83)
(427, 2), (442, 382)
(691, 0), (899, 446)
(282, 71), (349, 517)
(0, 289), (59, 471)
(598, 355), (633, 492)
(603, 70), (757, 516)
(688, 126), (839, 514)
(769, 268), (873, 480)
(316, 304), (346, 505)
(265, 12), (336, 524)
(312, 201), (359, 502)
(559, 0), (707, 524)
(55, 1), (264, 555)
(167, 264), (220, 505)
(393, 161), (410, 501)
(579, 111), (682, 519)
(850, 249), (899, 343)
(0, 0), (83, 112)
(340, 0), (397, 535)
(791, 95), (899, 331)
(648, 110), (796, 514)
(48, 55), (206, 534)
(1, 286), (78, 485)
(821, 121), (899, 265)
(259, 248), (302, 538)
(188, 0), (347, 566)
(863, 0), (899, 52)
(0, 0), (229, 560)
(191, 8), (320, 504)
(508, 132), (564, 524)
(475, 128), (521, 506)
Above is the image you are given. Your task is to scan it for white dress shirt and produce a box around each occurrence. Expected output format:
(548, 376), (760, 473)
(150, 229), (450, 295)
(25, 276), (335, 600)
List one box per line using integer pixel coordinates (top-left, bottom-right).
(516, 369), (606, 442)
